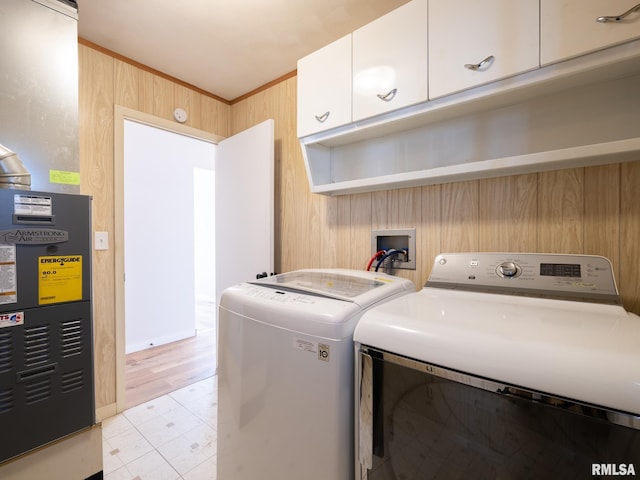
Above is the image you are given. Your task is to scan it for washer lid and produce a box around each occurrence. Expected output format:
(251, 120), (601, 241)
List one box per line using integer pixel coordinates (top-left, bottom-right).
(222, 269), (414, 340)
(252, 269), (413, 305)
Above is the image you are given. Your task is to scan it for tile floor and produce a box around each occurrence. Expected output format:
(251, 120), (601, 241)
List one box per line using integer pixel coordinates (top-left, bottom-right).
(102, 375), (218, 480)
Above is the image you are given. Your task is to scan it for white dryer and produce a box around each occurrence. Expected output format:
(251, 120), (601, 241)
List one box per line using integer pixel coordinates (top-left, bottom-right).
(216, 269), (414, 480)
(355, 253), (640, 479)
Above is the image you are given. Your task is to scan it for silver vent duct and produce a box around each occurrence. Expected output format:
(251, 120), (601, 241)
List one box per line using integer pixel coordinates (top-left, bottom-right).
(0, 143), (31, 190)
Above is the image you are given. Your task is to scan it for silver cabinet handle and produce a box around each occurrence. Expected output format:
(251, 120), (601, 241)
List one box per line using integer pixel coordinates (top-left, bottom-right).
(314, 111), (330, 123)
(464, 55), (495, 71)
(597, 2), (640, 22)
(376, 88), (397, 102)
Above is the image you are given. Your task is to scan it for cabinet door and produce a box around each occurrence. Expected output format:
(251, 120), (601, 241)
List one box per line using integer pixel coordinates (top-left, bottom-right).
(352, 0), (428, 122)
(428, 0), (539, 100)
(297, 34), (352, 138)
(541, 0), (640, 65)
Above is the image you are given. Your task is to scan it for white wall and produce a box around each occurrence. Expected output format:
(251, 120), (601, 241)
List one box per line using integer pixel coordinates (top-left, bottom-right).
(194, 167), (216, 328)
(124, 120), (215, 353)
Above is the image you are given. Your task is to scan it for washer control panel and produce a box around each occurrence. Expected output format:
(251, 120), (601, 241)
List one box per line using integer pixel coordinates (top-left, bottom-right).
(427, 253), (619, 302)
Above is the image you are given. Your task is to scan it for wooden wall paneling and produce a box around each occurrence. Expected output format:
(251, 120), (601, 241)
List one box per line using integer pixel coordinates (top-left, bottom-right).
(274, 79), (298, 273)
(273, 79), (299, 272)
(231, 98), (248, 130)
(152, 75), (176, 120)
(386, 188), (420, 228)
(230, 96), (249, 132)
(478, 174), (537, 252)
(372, 190), (388, 229)
(278, 162), (301, 272)
(249, 85), (263, 124)
(245, 97), (262, 127)
(201, 95), (230, 137)
(276, 80), (297, 249)
(384, 188), (421, 284)
(277, 78), (297, 140)
(233, 89), (271, 131)
(319, 196), (339, 268)
(537, 168), (584, 254)
(620, 160), (640, 314)
(302, 194), (324, 269)
(291, 103), (318, 270)
(114, 59), (139, 110)
(275, 80), (307, 272)
(78, 45), (117, 410)
(270, 95), (299, 272)
(441, 181), (479, 252)
(138, 69), (155, 115)
(369, 190), (390, 274)
(420, 184), (442, 288)
(266, 84), (284, 124)
(584, 164), (620, 279)
(351, 193), (373, 270)
(333, 196), (351, 268)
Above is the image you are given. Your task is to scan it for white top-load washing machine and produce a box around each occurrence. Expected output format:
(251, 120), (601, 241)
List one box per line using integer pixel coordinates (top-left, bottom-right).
(354, 253), (640, 480)
(216, 268), (414, 480)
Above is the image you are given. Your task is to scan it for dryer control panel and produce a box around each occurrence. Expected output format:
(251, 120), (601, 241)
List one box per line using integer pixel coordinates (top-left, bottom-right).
(426, 253), (620, 304)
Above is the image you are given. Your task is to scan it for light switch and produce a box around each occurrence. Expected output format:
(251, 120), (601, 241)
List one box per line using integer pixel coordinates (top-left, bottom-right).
(95, 231), (109, 250)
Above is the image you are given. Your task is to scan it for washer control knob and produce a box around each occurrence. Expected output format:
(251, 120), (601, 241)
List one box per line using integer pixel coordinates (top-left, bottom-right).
(497, 262), (520, 278)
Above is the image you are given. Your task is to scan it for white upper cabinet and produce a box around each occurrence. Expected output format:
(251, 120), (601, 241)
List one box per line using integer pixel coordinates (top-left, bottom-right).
(541, 0), (640, 65)
(352, 0), (428, 122)
(297, 34), (352, 138)
(428, 0), (540, 99)
(296, 0), (640, 195)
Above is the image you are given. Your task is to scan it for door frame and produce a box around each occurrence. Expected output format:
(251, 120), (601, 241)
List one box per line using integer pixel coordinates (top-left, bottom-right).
(113, 105), (224, 413)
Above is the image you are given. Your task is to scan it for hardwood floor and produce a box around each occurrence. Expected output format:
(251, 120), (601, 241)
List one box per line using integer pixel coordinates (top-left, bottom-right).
(124, 328), (217, 409)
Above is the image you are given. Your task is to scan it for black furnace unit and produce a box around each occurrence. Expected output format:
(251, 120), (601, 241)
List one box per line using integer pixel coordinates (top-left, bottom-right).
(0, 189), (94, 462)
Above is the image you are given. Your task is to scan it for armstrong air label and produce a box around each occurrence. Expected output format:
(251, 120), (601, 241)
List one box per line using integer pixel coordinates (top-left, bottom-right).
(38, 255), (82, 304)
(0, 229), (68, 245)
(0, 245), (17, 304)
(0, 311), (24, 329)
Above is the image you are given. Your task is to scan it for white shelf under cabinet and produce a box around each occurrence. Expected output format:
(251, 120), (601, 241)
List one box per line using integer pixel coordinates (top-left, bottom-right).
(307, 138), (640, 195)
(300, 40), (640, 196)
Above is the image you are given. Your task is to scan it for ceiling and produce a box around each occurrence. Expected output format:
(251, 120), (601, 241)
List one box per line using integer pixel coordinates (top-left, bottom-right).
(76, 0), (408, 102)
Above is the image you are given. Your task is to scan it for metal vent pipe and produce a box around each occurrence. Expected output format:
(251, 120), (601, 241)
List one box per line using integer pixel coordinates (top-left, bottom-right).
(0, 143), (31, 190)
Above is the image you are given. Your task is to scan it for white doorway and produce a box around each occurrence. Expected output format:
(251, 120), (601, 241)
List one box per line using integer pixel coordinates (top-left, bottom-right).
(113, 106), (274, 413)
(123, 120), (216, 354)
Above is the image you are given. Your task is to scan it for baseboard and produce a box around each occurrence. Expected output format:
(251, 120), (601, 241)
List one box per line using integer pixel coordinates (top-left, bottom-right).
(125, 329), (196, 354)
(96, 403), (117, 422)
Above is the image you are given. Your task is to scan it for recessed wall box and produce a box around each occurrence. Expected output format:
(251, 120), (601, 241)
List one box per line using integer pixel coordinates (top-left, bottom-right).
(371, 228), (416, 270)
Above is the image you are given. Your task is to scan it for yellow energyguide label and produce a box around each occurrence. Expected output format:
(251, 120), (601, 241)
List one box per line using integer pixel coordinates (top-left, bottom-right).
(38, 255), (82, 304)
